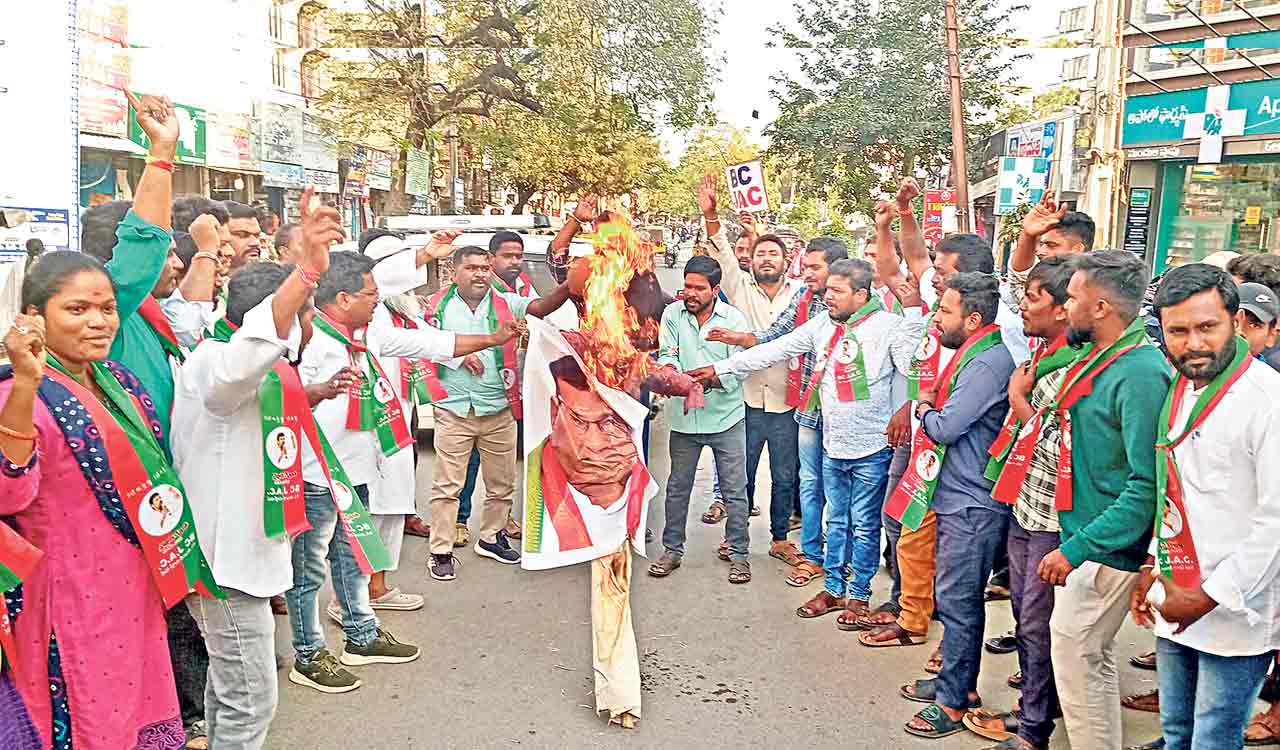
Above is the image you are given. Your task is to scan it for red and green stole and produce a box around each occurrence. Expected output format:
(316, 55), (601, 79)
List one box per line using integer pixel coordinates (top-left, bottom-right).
(45, 356), (222, 607)
(879, 286), (903, 315)
(312, 314), (414, 456)
(491, 272), (535, 297)
(906, 303), (940, 400)
(1154, 336), (1251, 588)
(385, 305), (447, 406)
(984, 335), (1080, 489)
(207, 320), (312, 539)
(137, 296), (186, 363)
(426, 284), (523, 419)
(784, 288), (817, 408)
(0, 522), (41, 674)
(800, 299), (882, 410)
(886, 324), (1003, 530)
(524, 439), (650, 555)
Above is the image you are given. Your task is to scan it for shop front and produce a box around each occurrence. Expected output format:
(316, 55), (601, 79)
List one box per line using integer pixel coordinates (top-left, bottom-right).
(1123, 79), (1280, 272)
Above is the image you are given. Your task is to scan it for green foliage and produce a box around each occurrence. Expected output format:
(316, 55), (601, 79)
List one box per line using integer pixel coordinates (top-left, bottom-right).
(765, 0), (1027, 216)
(1033, 85), (1080, 117)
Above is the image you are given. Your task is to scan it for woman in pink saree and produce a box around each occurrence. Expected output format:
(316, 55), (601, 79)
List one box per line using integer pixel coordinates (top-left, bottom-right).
(0, 252), (210, 750)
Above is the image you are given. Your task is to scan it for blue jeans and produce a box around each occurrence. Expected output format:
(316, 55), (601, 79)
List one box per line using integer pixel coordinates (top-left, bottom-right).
(458, 447), (481, 523)
(820, 447), (892, 601)
(1158, 638), (1274, 750)
(934, 506), (1010, 710)
(797, 425), (826, 566)
(662, 420), (750, 562)
(745, 406), (799, 542)
(288, 482), (379, 664)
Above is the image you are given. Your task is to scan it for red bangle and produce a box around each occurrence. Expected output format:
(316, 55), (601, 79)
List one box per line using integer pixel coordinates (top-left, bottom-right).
(0, 424), (37, 441)
(296, 266), (321, 288)
(146, 157), (175, 173)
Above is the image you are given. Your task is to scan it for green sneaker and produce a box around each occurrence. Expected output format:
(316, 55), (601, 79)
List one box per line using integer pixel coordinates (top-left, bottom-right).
(340, 628), (421, 666)
(288, 648), (361, 694)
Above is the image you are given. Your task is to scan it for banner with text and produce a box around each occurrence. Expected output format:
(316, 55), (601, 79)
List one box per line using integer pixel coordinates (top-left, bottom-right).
(724, 160), (770, 213)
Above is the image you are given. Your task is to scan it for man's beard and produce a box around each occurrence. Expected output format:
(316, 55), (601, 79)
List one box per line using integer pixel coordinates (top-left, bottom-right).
(1066, 324), (1094, 348)
(1174, 343), (1235, 383)
(497, 266), (521, 285)
(684, 296), (710, 315)
(754, 267), (783, 285)
(938, 326), (967, 350)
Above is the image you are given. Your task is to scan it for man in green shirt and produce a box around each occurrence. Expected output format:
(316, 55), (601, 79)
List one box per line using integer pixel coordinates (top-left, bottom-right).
(647, 255), (753, 585)
(1038, 250), (1170, 750)
(424, 245), (571, 581)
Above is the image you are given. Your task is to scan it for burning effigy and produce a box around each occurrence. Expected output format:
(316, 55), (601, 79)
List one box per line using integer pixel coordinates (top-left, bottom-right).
(521, 213), (703, 728)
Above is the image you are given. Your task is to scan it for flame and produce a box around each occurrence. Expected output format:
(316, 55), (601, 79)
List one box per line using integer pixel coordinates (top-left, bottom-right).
(578, 212), (656, 390)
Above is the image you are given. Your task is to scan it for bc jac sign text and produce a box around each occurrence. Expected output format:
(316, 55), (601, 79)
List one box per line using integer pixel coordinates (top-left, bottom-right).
(724, 161), (770, 213)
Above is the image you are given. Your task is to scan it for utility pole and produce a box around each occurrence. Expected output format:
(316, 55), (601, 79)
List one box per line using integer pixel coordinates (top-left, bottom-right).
(944, 0), (971, 232)
(1082, 0), (1125, 250)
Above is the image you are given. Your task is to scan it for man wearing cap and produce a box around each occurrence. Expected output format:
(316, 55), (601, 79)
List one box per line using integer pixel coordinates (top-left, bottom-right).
(1235, 282), (1278, 361)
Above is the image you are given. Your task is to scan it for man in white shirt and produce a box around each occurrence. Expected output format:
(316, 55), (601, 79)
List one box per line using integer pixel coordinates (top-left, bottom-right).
(1133, 263), (1280, 750)
(292, 247), (518, 687)
(172, 193), (349, 744)
(691, 258), (924, 623)
(699, 178), (805, 564)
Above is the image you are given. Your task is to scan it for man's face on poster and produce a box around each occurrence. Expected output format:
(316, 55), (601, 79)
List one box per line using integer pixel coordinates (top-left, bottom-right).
(550, 364), (638, 507)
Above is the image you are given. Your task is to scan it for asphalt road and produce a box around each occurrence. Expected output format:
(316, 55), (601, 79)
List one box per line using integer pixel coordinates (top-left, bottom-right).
(265, 259), (1167, 750)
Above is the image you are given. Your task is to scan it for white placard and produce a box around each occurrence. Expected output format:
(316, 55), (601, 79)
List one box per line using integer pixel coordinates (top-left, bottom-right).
(724, 160), (770, 213)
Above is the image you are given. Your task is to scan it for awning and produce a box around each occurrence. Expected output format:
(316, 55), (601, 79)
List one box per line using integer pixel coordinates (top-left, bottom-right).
(80, 133), (148, 156)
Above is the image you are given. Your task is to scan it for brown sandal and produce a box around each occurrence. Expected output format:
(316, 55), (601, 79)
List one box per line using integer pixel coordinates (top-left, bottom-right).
(851, 609), (898, 630)
(857, 621), (927, 647)
(647, 554), (682, 578)
(1245, 709), (1280, 746)
(786, 560), (822, 587)
(728, 560), (751, 584)
(797, 591), (846, 618)
(700, 501), (726, 524)
(1121, 689), (1159, 713)
(768, 540), (803, 566)
(835, 599), (871, 631)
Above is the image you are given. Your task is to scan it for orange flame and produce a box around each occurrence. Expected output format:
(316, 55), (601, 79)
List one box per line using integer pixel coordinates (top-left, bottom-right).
(578, 212), (656, 390)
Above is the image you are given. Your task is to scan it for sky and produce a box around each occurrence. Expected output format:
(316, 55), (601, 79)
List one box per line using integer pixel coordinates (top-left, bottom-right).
(674, 0), (1080, 160)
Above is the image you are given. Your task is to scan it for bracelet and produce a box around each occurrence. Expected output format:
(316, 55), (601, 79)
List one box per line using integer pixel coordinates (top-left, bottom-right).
(192, 251), (219, 263)
(146, 156), (175, 173)
(296, 266), (321, 288)
(0, 424), (37, 441)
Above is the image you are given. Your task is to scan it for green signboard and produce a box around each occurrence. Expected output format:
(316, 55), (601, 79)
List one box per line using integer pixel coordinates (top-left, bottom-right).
(1123, 78), (1280, 146)
(128, 100), (207, 165)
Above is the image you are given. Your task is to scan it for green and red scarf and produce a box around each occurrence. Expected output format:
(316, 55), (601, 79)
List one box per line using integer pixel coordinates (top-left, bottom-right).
(207, 320), (312, 539)
(0, 522), (41, 674)
(524, 439), (651, 555)
(885, 324), (1003, 530)
(385, 305), (448, 406)
(205, 319), (391, 572)
(784, 288), (817, 408)
(800, 298), (882, 410)
(137, 296), (187, 363)
(312, 314), (414, 456)
(905, 303), (940, 401)
(45, 355), (222, 608)
(984, 335), (1080, 489)
(1154, 336), (1251, 588)
(426, 284), (523, 419)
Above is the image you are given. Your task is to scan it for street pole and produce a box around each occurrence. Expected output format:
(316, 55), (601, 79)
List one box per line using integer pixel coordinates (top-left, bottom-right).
(1082, 0), (1125, 251)
(944, 0), (972, 233)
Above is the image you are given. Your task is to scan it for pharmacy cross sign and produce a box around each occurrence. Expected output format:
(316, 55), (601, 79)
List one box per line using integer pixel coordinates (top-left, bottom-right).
(1182, 85), (1246, 164)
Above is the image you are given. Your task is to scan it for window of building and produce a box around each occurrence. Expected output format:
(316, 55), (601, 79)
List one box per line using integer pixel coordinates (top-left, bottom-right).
(1165, 161), (1280, 268)
(272, 49), (287, 89)
(1062, 55), (1090, 81)
(1058, 6), (1087, 32)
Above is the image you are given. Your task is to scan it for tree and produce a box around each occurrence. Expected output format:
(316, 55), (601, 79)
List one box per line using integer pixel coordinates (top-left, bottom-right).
(642, 124), (788, 218)
(765, 0), (1026, 216)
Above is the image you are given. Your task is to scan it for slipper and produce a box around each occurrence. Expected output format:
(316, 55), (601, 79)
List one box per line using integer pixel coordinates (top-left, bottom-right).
(647, 553), (681, 578)
(369, 588), (425, 611)
(835, 600), (871, 631)
(924, 646), (943, 674)
(786, 560), (822, 587)
(985, 631), (1018, 654)
(962, 709), (1019, 741)
(904, 703), (965, 739)
(858, 621), (927, 648)
(850, 610), (898, 631)
(1246, 709), (1280, 746)
(900, 679), (982, 708)
(1125, 741), (1166, 750)
(1129, 650), (1157, 671)
(1122, 689), (1159, 714)
(700, 501), (726, 524)
(797, 591), (846, 618)
(728, 560), (751, 584)
(1007, 670), (1023, 690)
(769, 540), (804, 566)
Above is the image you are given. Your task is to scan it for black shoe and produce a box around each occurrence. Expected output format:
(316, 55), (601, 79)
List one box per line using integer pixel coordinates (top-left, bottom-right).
(429, 553), (457, 581)
(475, 531), (520, 564)
(985, 631), (1019, 654)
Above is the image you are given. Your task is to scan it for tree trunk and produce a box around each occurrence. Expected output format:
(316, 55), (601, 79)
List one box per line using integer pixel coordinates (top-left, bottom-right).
(512, 185), (537, 215)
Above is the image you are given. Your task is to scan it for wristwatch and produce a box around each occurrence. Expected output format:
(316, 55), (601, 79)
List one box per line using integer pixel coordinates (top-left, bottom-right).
(914, 401), (934, 421)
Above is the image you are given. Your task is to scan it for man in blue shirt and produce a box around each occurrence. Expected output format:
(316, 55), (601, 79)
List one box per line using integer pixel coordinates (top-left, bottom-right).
(647, 256), (754, 585)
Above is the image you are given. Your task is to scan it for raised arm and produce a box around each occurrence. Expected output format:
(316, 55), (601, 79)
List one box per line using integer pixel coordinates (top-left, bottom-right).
(549, 195), (599, 258)
(0, 314), (46, 468)
(1011, 191), (1067, 273)
(525, 281), (572, 319)
(177, 214), (223, 303)
(873, 201), (906, 289)
(894, 177), (931, 283)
